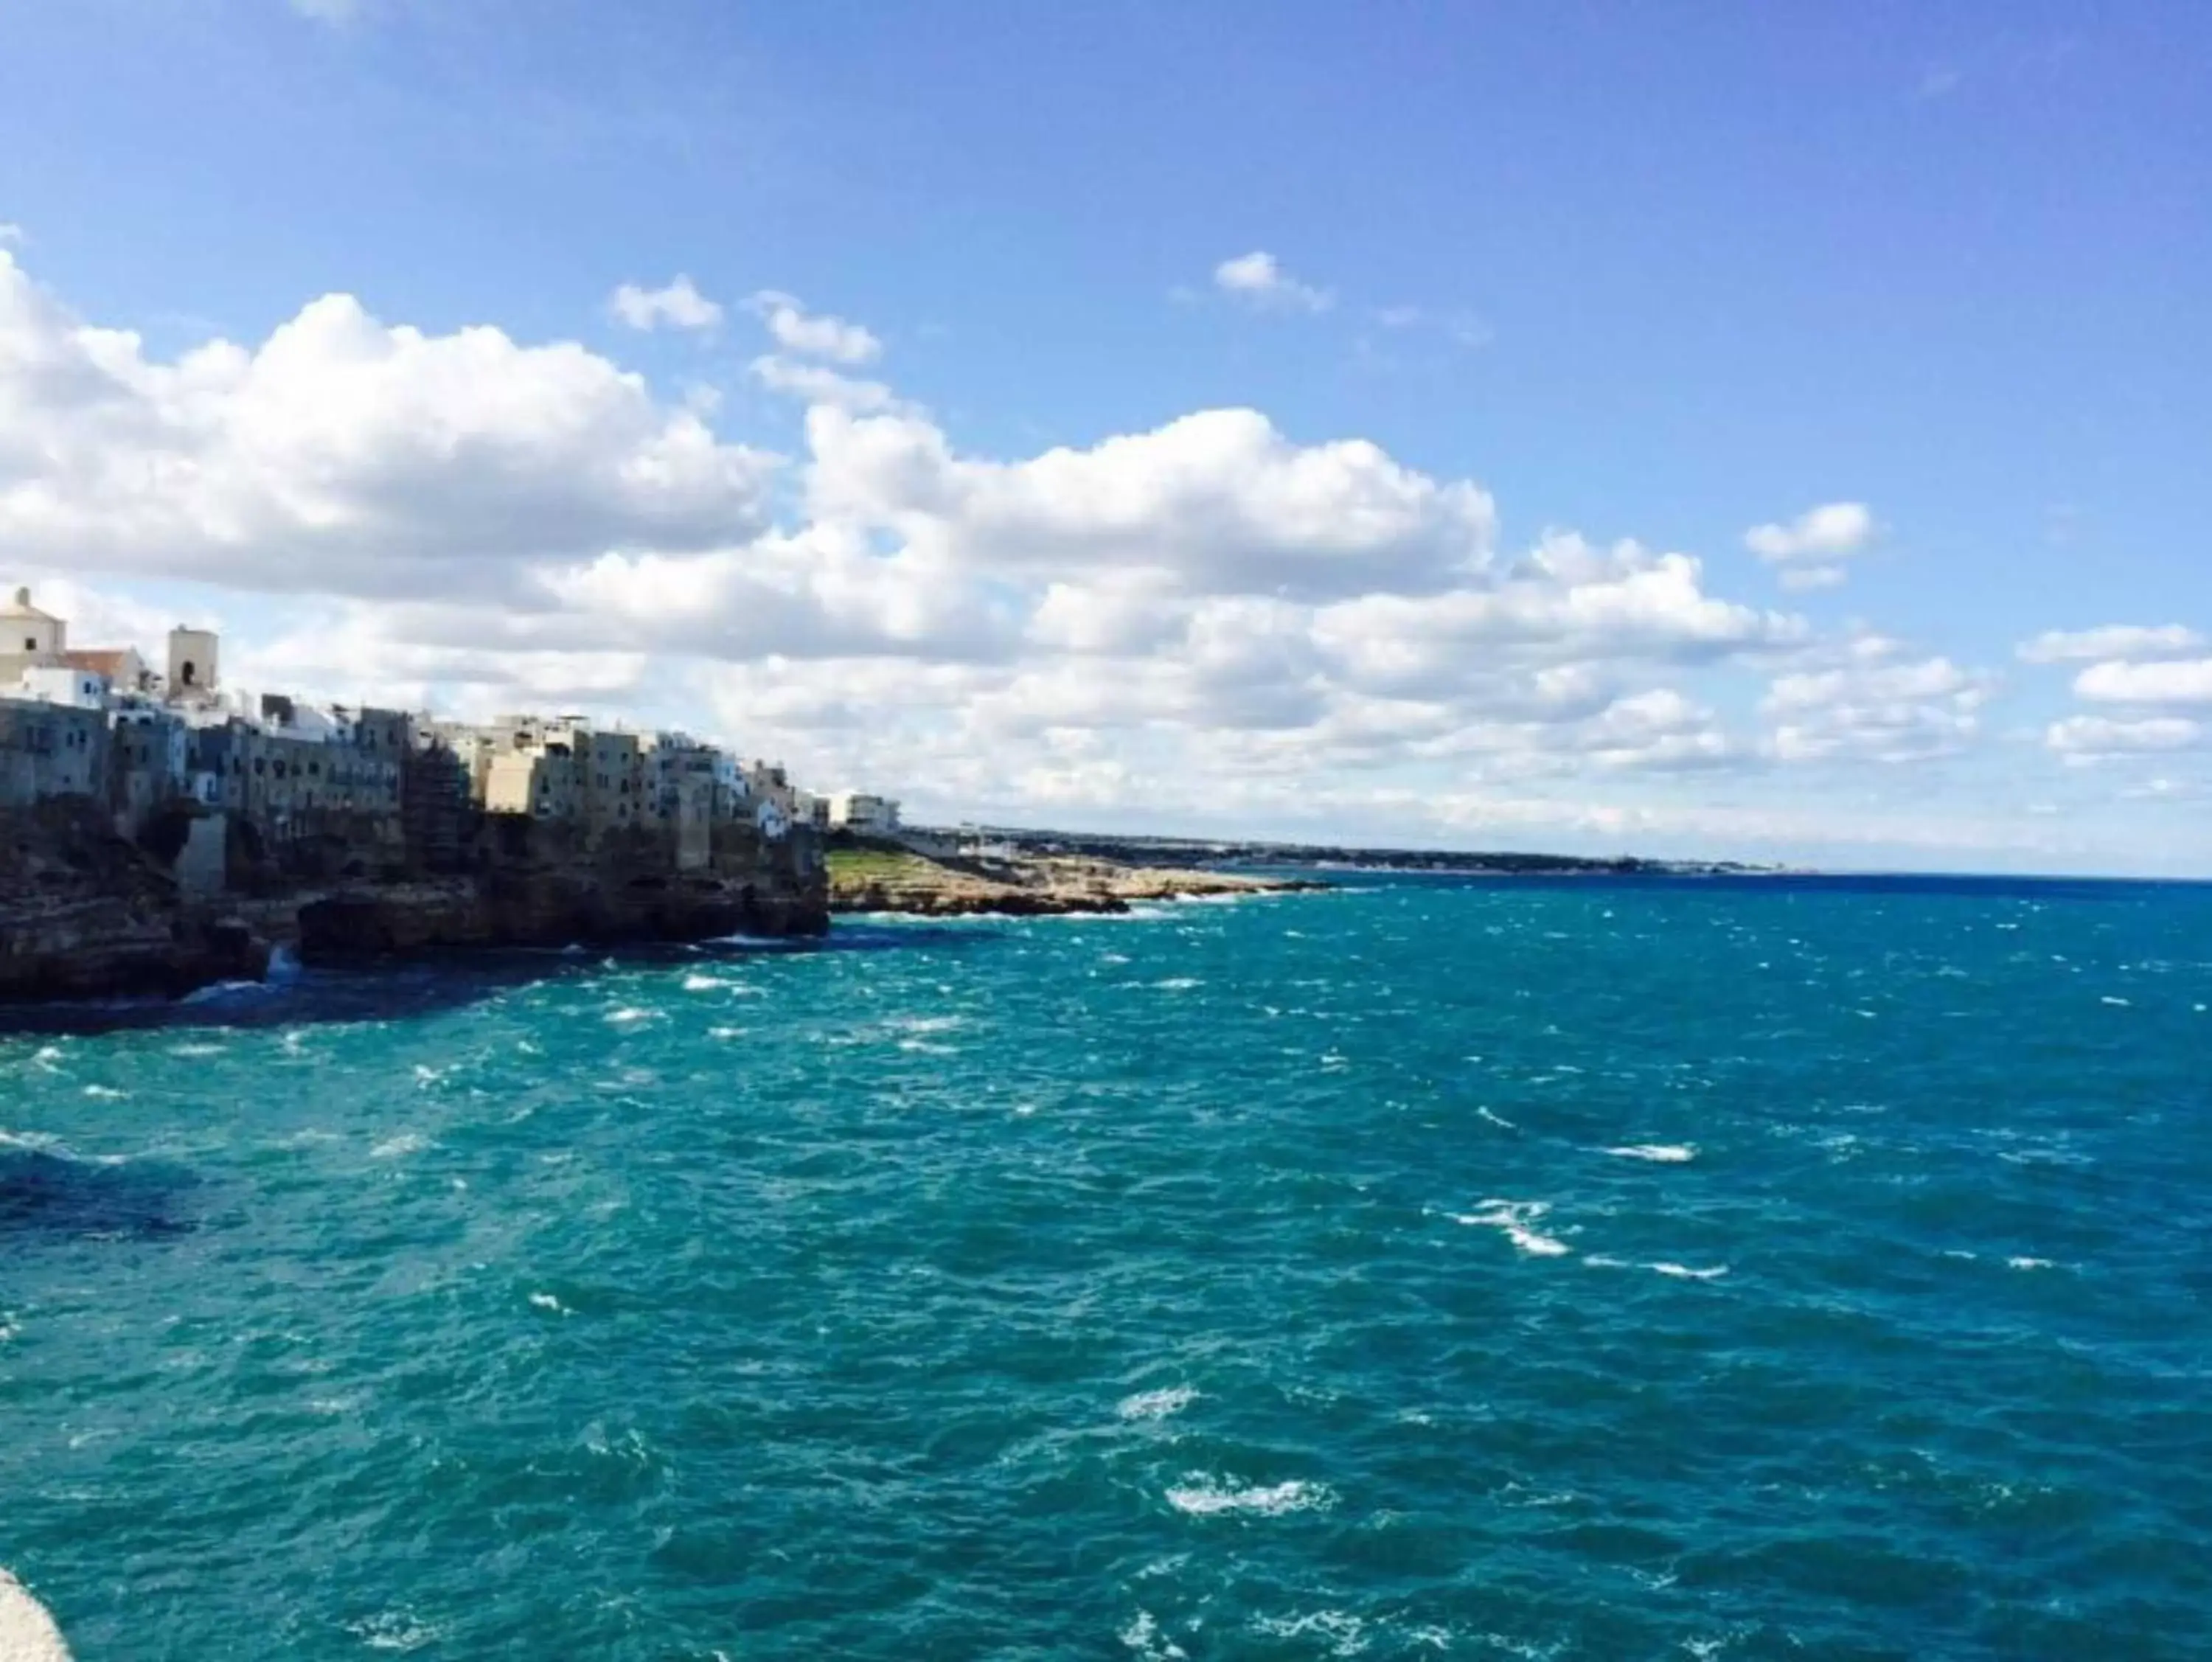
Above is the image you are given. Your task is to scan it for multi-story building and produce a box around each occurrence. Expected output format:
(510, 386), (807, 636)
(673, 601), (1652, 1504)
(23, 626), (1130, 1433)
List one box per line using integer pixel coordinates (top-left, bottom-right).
(827, 791), (902, 835)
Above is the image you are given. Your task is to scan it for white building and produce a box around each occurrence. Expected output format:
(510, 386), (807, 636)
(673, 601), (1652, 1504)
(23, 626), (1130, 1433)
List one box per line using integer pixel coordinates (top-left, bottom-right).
(14, 665), (110, 709)
(827, 790), (901, 835)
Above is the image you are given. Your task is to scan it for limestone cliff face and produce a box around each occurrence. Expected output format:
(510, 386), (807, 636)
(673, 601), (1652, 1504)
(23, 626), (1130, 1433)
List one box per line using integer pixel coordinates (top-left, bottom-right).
(0, 800), (826, 1003)
(296, 848), (827, 959)
(0, 799), (269, 1001)
(290, 815), (827, 961)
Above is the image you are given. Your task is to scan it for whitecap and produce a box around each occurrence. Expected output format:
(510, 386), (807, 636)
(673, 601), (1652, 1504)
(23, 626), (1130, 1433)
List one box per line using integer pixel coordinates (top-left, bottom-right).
(2006, 1256), (2056, 1271)
(1119, 1610), (1189, 1660)
(1475, 1106), (1518, 1130)
(1116, 1385), (1197, 1421)
(891, 1015), (963, 1035)
(529, 1291), (570, 1313)
(1649, 1262), (1729, 1281)
(707, 1026), (745, 1040)
(1604, 1144), (1697, 1163)
(369, 1132), (429, 1159)
(1165, 1476), (1334, 1517)
(1253, 1610), (1369, 1657)
(179, 978), (268, 1005)
(347, 1610), (443, 1652)
(1152, 978), (1201, 992)
(82, 1085), (125, 1100)
(1451, 1200), (1571, 1257)
(2101, 995), (2132, 1008)
(680, 973), (729, 992)
(605, 1006), (654, 1025)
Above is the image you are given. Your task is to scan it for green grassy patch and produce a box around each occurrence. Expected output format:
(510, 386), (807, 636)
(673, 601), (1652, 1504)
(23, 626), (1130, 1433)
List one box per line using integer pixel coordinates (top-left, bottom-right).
(824, 847), (939, 883)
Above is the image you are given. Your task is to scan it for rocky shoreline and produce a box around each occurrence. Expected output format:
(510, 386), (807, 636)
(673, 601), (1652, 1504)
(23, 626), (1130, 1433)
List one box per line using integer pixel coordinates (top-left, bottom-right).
(0, 800), (829, 1005)
(826, 844), (1326, 917)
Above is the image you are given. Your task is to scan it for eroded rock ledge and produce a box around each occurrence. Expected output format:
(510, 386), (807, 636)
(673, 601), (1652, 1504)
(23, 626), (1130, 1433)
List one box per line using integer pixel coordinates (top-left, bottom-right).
(0, 800), (827, 1004)
(827, 844), (1326, 917)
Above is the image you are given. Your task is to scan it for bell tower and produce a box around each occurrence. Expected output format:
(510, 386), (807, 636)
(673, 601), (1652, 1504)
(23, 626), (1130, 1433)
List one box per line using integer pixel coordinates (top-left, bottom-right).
(167, 625), (220, 698)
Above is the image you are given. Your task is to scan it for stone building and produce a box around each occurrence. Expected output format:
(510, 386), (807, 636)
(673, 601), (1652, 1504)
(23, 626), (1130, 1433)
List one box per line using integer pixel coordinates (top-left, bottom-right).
(0, 588), (67, 687)
(0, 698), (110, 806)
(167, 625), (220, 699)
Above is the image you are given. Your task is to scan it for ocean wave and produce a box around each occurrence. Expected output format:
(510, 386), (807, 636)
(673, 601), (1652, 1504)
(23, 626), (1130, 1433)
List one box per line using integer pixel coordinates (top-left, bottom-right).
(1165, 1476), (1334, 1517)
(1253, 1610), (1369, 1656)
(1604, 1144), (1697, 1163)
(178, 978), (271, 1005)
(1118, 1610), (1189, 1659)
(1451, 1200), (1572, 1257)
(369, 1132), (431, 1159)
(1116, 1385), (1197, 1421)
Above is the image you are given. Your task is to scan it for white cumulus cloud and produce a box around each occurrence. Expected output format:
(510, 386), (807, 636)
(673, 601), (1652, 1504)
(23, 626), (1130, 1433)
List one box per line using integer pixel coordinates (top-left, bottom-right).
(2073, 658), (2212, 706)
(1212, 251), (1333, 314)
(0, 251), (776, 594)
(2046, 714), (2202, 762)
(2018, 624), (2204, 664)
(609, 274), (723, 332)
(746, 291), (881, 364)
(1745, 502), (1878, 568)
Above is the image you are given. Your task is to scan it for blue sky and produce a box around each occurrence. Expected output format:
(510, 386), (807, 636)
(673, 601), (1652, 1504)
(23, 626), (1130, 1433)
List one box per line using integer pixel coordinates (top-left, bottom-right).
(3, 1), (2209, 871)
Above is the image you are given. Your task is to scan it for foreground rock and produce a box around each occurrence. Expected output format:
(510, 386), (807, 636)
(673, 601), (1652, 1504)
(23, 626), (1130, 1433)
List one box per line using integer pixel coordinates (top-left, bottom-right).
(827, 844), (1324, 917)
(0, 1569), (71, 1662)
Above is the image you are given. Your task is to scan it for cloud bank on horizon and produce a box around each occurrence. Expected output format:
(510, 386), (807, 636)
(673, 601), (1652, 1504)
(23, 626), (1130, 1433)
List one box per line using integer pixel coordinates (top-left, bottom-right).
(0, 244), (2203, 872)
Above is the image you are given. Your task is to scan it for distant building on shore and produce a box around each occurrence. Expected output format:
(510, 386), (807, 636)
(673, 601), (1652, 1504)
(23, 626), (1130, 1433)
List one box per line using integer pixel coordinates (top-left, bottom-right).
(0, 586), (909, 888)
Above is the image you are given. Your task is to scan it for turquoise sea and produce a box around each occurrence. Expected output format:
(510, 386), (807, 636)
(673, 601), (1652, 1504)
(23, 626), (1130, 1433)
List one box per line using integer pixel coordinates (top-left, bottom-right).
(3, 875), (2209, 1659)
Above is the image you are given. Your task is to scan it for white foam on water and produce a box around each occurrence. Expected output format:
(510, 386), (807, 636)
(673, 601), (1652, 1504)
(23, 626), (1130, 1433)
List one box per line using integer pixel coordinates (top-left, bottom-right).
(2101, 995), (2132, 1007)
(1476, 1106), (1518, 1130)
(347, 1610), (444, 1652)
(707, 1026), (745, 1040)
(0, 1570), (71, 1661)
(1118, 1610), (1189, 1660)
(1152, 977), (1201, 992)
(81, 1085), (125, 1100)
(605, 1006), (655, 1024)
(1604, 1144), (1697, 1163)
(179, 978), (268, 1005)
(680, 973), (730, 992)
(897, 1039), (955, 1054)
(369, 1132), (429, 1159)
(1253, 1610), (1370, 1657)
(529, 1291), (570, 1314)
(1452, 1200), (1571, 1257)
(1116, 1385), (1197, 1421)
(1165, 1476), (1334, 1517)
(891, 1015), (963, 1034)
(2006, 1256), (2056, 1271)
(1649, 1262), (1730, 1281)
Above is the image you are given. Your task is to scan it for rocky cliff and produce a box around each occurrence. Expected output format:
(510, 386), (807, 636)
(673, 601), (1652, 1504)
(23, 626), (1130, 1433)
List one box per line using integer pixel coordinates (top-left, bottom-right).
(0, 802), (827, 1003)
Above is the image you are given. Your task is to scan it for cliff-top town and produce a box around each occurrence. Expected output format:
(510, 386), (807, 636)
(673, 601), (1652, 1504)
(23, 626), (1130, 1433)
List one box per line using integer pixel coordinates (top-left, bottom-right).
(0, 585), (901, 899)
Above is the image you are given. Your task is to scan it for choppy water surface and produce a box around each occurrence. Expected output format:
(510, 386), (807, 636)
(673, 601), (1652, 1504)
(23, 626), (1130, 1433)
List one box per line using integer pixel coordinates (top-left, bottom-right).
(4, 876), (2209, 1659)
